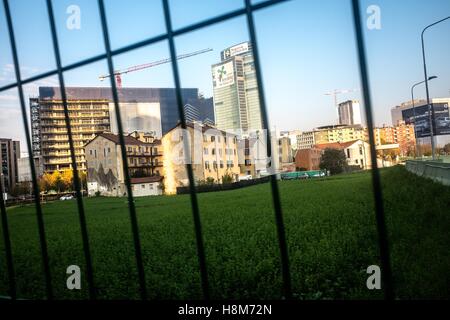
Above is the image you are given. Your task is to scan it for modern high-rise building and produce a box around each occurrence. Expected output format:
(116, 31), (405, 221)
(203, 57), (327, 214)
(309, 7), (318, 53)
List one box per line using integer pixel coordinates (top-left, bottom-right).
(31, 87), (209, 172)
(391, 97), (450, 147)
(338, 100), (362, 126)
(0, 138), (20, 194)
(183, 97), (215, 125)
(211, 41), (262, 134)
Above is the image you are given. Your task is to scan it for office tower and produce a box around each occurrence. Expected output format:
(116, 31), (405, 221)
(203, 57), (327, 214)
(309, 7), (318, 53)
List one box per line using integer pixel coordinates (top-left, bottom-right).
(338, 100), (362, 126)
(0, 138), (20, 194)
(211, 42), (262, 134)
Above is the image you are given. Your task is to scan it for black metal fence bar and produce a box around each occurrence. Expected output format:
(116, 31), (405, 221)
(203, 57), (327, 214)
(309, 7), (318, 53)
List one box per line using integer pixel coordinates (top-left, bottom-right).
(0, 174), (15, 299)
(161, 0), (210, 300)
(97, 0), (148, 300)
(45, 0), (96, 299)
(243, 0), (292, 299)
(2, 0), (53, 300)
(351, 0), (394, 300)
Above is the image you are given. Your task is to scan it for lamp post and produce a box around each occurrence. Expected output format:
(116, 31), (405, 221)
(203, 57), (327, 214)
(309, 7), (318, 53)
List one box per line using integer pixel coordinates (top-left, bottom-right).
(411, 76), (438, 158)
(421, 16), (450, 160)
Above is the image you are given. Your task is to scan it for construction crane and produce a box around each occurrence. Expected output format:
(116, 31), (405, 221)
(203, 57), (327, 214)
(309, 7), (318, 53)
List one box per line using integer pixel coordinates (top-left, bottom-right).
(324, 88), (359, 124)
(324, 88), (359, 108)
(99, 48), (213, 88)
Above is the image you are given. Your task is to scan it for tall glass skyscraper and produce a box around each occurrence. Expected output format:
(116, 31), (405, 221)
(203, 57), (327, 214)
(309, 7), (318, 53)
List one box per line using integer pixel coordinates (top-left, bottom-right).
(211, 42), (262, 135)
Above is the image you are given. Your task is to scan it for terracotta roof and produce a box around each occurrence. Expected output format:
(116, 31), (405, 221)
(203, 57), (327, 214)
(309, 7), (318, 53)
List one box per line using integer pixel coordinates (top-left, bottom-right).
(85, 132), (161, 147)
(130, 176), (163, 184)
(315, 140), (362, 150)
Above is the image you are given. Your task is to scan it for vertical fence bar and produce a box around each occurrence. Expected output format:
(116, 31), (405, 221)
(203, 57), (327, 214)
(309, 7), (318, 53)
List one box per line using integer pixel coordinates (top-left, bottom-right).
(0, 176), (15, 299)
(161, 0), (210, 300)
(351, 0), (394, 300)
(243, 0), (292, 300)
(45, 0), (96, 299)
(97, 0), (147, 300)
(2, 0), (53, 300)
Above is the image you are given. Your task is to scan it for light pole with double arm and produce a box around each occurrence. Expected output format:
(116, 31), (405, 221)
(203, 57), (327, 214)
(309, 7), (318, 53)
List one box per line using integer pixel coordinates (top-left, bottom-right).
(421, 16), (450, 160)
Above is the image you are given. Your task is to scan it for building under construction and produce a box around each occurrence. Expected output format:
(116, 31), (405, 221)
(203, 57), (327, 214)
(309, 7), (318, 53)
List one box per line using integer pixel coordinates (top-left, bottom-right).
(30, 87), (111, 172)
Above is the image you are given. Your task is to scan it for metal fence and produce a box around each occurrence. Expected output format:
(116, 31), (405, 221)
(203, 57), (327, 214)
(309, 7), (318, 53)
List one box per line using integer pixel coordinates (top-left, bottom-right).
(0, 0), (393, 300)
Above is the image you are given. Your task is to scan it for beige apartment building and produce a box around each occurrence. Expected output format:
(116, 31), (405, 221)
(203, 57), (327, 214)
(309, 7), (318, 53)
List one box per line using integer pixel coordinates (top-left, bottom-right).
(314, 125), (368, 145)
(84, 132), (163, 197)
(161, 123), (240, 194)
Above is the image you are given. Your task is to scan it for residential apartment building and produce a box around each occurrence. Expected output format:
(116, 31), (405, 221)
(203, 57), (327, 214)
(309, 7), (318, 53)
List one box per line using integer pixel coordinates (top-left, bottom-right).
(84, 132), (163, 197)
(161, 123), (240, 194)
(212, 42), (262, 134)
(30, 88), (111, 172)
(0, 138), (20, 194)
(373, 122), (415, 156)
(296, 131), (316, 150)
(314, 125), (368, 145)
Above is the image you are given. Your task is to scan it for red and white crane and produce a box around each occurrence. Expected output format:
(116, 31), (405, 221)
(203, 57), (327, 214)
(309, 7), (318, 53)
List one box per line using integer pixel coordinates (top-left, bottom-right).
(99, 48), (213, 88)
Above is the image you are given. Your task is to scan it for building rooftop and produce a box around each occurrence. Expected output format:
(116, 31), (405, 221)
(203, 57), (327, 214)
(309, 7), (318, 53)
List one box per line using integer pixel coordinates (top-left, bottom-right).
(38, 86), (199, 102)
(85, 132), (161, 147)
(315, 140), (363, 150)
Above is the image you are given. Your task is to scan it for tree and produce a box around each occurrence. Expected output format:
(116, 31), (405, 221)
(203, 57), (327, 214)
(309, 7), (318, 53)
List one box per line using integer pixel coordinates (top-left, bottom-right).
(61, 170), (73, 191)
(443, 143), (450, 155)
(52, 171), (64, 193)
(40, 172), (56, 192)
(319, 148), (348, 175)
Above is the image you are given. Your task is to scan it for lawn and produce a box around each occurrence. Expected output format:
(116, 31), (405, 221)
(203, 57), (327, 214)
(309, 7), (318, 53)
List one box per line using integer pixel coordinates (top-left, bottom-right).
(1, 165), (450, 300)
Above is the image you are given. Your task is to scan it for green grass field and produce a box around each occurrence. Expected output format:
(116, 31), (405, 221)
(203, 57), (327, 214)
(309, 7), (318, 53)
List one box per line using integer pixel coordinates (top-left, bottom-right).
(1, 166), (450, 300)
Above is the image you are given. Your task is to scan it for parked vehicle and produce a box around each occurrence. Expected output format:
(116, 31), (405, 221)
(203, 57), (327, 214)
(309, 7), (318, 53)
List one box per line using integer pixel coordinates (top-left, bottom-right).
(238, 175), (253, 181)
(60, 195), (74, 201)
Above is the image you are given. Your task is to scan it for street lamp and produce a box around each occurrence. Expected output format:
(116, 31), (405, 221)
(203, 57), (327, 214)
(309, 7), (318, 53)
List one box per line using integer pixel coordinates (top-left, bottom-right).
(421, 16), (450, 160)
(411, 75), (438, 158)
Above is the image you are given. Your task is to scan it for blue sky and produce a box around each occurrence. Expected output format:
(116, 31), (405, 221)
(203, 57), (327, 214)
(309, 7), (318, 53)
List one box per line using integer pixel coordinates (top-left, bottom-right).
(1, 0), (450, 154)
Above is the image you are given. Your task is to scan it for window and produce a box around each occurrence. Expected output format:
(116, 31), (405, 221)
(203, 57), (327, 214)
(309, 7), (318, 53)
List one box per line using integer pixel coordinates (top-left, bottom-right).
(204, 148), (208, 155)
(211, 136), (215, 142)
(212, 148), (216, 155)
(141, 185), (146, 189)
(205, 161), (210, 170)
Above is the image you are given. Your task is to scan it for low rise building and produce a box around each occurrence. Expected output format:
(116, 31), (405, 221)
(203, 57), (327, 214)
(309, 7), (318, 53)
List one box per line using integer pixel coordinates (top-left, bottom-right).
(296, 131), (316, 150)
(294, 148), (322, 171)
(84, 132), (162, 197)
(161, 122), (240, 194)
(316, 139), (371, 170)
